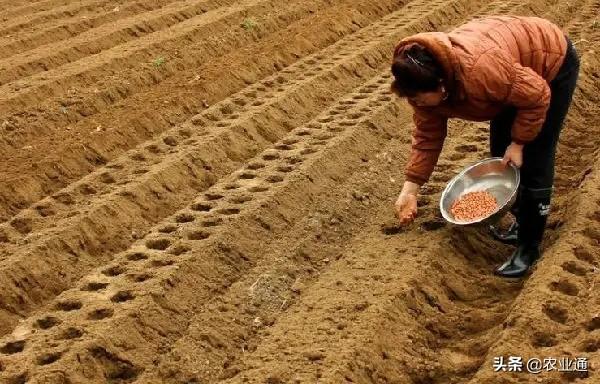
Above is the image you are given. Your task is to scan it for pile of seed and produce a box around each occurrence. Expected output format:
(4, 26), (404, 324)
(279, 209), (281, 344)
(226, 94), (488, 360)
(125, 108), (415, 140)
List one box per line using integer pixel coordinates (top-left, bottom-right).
(450, 190), (498, 221)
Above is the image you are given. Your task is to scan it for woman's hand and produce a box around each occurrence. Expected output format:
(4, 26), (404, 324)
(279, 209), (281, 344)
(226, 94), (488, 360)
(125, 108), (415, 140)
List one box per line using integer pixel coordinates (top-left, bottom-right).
(395, 181), (420, 226)
(502, 142), (524, 168)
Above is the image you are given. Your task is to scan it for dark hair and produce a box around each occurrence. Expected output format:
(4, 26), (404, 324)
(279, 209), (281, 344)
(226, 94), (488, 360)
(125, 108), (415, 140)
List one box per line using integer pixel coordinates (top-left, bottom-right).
(391, 44), (444, 97)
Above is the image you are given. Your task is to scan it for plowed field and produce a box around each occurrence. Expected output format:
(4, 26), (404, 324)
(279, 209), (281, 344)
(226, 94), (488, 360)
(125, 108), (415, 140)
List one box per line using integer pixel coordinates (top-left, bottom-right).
(0, 0), (599, 383)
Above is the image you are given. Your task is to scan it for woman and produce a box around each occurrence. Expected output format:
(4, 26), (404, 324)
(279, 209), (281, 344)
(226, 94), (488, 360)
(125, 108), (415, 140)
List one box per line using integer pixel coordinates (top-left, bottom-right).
(391, 16), (580, 278)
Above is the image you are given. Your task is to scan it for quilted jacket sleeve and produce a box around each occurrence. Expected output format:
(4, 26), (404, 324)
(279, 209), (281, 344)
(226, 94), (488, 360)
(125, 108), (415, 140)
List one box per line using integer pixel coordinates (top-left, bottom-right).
(469, 48), (551, 144)
(405, 107), (448, 185)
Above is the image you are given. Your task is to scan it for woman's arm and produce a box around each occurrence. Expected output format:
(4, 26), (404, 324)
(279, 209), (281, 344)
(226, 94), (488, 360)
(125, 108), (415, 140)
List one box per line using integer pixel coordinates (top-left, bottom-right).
(396, 108), (448, 225)
(505, 62), (551, 144)
(405, 107), (449, 185)
(470, 48), (551, 144)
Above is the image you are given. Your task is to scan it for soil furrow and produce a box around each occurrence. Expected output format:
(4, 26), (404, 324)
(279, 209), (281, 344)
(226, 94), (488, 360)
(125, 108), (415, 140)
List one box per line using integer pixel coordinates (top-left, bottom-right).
(0, 0), (492, 380)
(0, 0), (598, 382)
(215, 116), (503, 383)
(466, 159), (600, 381)
(0, 69), (405, 384)
(0, 0), (404, 221)
(0, 0), (124, 37)
(0, 0), (65, 18)
(214, 0), (600, 382)
(130, 72), (412, 384)
(0, 0), (418, 335)
(340, 10), (600, 384)
(0, 0), (466, 251)
(0, 0), (183, 58)
(461, 25), (600, 383)
(0, 0), (254, 85)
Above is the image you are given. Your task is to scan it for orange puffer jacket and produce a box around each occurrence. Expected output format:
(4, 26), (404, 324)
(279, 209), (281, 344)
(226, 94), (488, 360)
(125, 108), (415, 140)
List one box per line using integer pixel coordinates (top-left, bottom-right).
(393, 16), (568, 186)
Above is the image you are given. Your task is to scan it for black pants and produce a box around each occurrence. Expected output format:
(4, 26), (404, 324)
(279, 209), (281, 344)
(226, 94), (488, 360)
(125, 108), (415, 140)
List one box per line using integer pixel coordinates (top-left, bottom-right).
(489, 36), (580, 246)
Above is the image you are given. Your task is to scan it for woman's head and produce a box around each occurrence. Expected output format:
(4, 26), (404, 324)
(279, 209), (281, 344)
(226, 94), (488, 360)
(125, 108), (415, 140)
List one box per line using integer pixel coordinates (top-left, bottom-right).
(391, 44), (447, 106)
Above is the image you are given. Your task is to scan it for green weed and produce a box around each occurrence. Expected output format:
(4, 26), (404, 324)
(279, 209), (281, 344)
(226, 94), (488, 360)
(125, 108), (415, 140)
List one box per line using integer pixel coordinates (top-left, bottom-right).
(241, 18), (258, 30)
(152, 57), (166, 67)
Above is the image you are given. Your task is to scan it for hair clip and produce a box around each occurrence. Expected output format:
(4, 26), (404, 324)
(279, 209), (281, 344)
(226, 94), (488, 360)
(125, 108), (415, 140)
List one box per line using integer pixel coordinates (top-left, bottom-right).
(406, 52), (425, 67)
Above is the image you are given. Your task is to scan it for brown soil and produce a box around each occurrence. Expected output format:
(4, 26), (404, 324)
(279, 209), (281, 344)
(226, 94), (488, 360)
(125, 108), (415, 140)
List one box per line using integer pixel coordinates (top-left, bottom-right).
(0, 0), (599, 382)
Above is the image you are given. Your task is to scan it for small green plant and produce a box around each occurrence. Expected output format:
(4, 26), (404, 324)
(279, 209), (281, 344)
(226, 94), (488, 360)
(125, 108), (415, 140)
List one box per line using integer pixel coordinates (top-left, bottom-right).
(152, 56), (166, 67)
(241, 18), (258, 30)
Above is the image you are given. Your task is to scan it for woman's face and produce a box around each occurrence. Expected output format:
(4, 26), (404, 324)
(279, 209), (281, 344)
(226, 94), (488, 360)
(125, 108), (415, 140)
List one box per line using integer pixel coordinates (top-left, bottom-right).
(408, 86), (446, 107)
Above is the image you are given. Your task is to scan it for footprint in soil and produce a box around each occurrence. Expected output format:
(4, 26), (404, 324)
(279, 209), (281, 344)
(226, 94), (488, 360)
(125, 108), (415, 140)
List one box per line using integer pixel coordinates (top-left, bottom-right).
(435, 162), (452, 172)
(588, 210), (600, 223)
(420, 219), (446, 231)
(447, 152), (466, 161)
(531, 331), (558, 347)
(420, 184), (442, 196)
(380, 221), (406, 235)
(58, 327), (84, 340)
(1, 340), (25, 354)
(36, 316), (61, 330)
(79, 183), (97, 195)
(55, 300), (83, 312)
(35, 203), (56, 217)
(562, 370), (589, 381)
(466, 134), (487, 143)
(169, 244), (190, 256)
(82, 282), (110, 291)
(542, 302), (569, 324)
(36, 351), (62, 366)
(87, 346), (141, 380)
(430, 173), (452, 183)
(561, 260), (589, 276)
(579, 338), (600, 352)
(583, 227), (600, 245)
(102, 265), (126, 277)
(10, 217), (32, 235)
(549, 278), (580, 296)
(455, 144), (478, 153)
(585, 315), (600, 331)
(87, 308), (114, 320)
(573, 245), (598, 265)
(417, 195), (432, 207)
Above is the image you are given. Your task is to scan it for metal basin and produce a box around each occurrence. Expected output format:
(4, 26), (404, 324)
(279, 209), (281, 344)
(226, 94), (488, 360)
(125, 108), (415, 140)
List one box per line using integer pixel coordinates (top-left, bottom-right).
(440, 157), (520, 226)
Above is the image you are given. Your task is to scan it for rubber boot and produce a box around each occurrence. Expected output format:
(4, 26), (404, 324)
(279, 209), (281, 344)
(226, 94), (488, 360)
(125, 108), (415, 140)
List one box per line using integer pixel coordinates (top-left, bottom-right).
(489, 220), (518, 244)
(494, 244), (540, 278)
(489, 187), (521, 244)
(495, 187), (550, 278)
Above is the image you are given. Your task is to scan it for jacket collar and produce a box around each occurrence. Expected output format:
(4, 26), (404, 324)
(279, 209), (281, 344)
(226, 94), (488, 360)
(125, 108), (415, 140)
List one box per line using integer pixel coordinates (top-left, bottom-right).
(393, 32), (466, 102)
